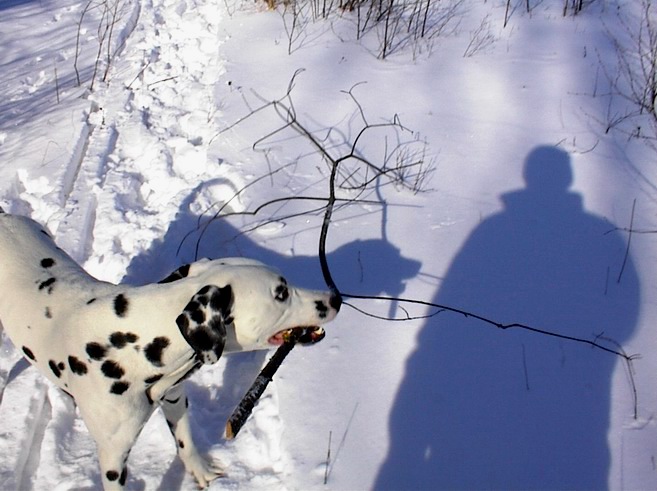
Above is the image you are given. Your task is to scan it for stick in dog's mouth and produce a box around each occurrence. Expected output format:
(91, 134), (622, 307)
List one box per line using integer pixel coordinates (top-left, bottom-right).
(227, 326), (327, 439)
(268, 326), (326, 346)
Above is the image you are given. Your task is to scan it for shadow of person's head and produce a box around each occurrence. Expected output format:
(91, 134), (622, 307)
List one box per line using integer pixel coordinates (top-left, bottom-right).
(523, 145), (573, 192)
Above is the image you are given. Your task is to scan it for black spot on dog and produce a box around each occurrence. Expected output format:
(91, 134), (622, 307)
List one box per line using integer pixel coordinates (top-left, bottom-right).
(49, 360), (62, 378)
(178, 439), (185, 449)
(101, 360), (125, 379)
(158, 264), (191, 284)
(176, 285), (231, 365)
(145, 374), (163, 385)
(68, 356), (88, 375)
(176, 314), (189, 330)
(274, 284), (289, 302)
(22, 346), (36, 361)
(315, 300), (329, 319)
(40, 258), (55, 268)
(110, 381), (130, 395)
(106, 470), (119, 482)
(120, 467), (127, 486)
(144, 337), (170, 367)
(109, 331), (139, 348)
(188, 329), (215, 353)
(86, 342), (108, 360)
(114, 294), (129, 317)
(210, 285), (233, 316)
(190, 307), (205, 324)
(38, 277), (56, 294)
(44, 307), (52, 319)
(86, 298), (97, 305)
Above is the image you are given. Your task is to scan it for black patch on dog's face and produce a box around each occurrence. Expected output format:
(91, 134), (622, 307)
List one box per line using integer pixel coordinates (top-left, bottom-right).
(315, 300), (329, 319)
(22, 346), (36, 361)
(144, 337), (170, 367)
(45, 307), (52, 319)
(38, 277), (56, 294)
(40, 258), (55, 268)
(274, 277), (289, 302)
(110, 381), (130, 395)
(109, 331), (139, 348)
(114, 294), (129, 317)
(176, 285), (231, 365)
(101, 360), (125, 379)
(68, 356), (88, 375)
(158, 264), (191, 284)
(86, 342), (108, 360)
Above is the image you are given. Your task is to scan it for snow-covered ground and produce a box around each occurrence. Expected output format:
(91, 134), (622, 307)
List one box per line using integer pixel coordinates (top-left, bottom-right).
(1, 0), (657, 489)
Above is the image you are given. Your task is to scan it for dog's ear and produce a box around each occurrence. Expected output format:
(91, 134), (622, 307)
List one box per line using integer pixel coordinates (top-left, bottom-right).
(175, 285), (234, 364)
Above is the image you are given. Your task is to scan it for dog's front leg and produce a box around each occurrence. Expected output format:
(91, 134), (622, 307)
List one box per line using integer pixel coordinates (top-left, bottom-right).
(97, 445), (130, 490)
(161, 383), (225, 488)
(78, 397), (151, 491)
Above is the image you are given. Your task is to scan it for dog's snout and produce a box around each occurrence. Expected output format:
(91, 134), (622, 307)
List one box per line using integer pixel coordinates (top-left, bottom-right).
(329, 291), (342, 312)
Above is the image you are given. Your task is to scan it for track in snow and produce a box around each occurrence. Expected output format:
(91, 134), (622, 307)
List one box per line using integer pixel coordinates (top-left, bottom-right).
(0, 0), (289, 488)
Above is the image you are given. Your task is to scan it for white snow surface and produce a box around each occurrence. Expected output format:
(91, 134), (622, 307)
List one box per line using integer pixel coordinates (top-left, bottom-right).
(1, 0), (657, 489)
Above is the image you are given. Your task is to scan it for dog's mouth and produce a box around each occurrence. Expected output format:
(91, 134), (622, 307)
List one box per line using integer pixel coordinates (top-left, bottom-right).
(268, 326), (326, 346)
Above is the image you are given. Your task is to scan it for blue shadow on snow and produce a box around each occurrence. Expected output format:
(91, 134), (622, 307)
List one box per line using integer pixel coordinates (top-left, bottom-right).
(121, 182), (421, 488)
(375, 146), (640, 490)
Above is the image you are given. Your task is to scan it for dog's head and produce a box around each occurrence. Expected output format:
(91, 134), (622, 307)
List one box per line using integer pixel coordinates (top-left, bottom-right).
(172, 258), (341, 364)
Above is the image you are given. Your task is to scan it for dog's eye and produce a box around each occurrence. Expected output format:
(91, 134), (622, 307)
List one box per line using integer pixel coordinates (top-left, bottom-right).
(274, 285), (289, 302)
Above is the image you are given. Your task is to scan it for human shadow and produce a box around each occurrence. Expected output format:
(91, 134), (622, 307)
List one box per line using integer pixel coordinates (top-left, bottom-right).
(375, 146), (640, 490)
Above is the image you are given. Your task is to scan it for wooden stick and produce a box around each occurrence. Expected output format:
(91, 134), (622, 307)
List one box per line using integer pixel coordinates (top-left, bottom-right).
(225, 338), (297, 440)
(225, 326), (327, 439)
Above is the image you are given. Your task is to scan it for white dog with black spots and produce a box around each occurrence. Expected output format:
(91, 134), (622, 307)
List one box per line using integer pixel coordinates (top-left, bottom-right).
(0, 209), (341, 490)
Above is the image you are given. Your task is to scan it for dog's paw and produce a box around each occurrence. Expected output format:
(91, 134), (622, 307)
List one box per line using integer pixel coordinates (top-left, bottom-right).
(182, 452), (225, 489)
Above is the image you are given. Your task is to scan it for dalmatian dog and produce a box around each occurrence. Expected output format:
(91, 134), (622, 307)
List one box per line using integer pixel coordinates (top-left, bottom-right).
(0, 209), (341, 490)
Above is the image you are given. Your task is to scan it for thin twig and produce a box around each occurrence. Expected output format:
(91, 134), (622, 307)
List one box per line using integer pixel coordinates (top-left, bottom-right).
(324, 430), (332, 485)
(617, 198), (636, 284)
(339, 291), (640, 417)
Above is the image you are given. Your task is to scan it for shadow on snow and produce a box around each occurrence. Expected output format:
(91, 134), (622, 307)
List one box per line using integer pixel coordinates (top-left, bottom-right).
(375, 146), (640, 490)
(120, 180), (422, 488)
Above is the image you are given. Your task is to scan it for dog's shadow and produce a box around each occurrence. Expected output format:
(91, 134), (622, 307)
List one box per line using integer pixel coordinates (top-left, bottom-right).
(121, 183), (421, 488)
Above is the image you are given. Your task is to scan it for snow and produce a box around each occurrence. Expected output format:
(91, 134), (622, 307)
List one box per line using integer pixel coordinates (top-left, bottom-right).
(1, 0), (656, 489)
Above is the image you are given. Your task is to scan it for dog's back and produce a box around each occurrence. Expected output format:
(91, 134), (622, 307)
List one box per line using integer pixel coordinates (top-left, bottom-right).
(0, 212), (109, 381)
(0, 211), (94, 288)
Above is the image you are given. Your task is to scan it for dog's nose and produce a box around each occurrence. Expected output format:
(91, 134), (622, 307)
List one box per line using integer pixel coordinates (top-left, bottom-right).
(329, 291), (342, 312)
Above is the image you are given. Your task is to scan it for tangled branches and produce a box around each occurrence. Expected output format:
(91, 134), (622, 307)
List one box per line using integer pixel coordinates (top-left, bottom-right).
(200, 71), (639, 417)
